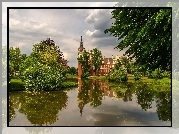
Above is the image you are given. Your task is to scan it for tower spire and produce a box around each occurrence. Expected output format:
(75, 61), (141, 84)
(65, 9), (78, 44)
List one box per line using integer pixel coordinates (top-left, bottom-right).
(81, 36), (82, 42)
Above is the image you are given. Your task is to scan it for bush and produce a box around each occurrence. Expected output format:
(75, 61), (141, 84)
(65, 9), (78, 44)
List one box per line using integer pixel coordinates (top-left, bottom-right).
(134, 71), (142, 80)
(21, 62), (65, 91)
(9, 81), (25, 91)
(147, 68), (163, 79)
(162, 71), (170, 78)
(106, 69), (128, 82)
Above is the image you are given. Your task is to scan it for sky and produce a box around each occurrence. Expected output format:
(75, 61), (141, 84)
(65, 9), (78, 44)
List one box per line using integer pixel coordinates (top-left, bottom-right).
(2, 2), (129, 68)
(2, 2), (179, 134)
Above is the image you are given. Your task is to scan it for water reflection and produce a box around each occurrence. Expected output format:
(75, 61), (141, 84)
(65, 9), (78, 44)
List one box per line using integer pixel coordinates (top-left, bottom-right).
(9, 90), (68, 126)
(9, 79), (171, 126)
(77, 79), (171, 122)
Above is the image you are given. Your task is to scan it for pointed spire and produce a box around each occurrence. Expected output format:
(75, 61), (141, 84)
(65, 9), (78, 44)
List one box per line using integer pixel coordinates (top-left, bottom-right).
(81, 36), (82, 42)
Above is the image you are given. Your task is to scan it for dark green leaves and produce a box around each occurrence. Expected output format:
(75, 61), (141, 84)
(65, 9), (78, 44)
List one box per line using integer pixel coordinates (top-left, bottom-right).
(105, 8), (171, 71)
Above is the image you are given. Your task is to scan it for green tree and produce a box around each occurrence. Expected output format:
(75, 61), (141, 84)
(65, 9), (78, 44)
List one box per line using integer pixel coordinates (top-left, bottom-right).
(19, 41), (66, 91)
(9, 47), (21, 74)
(90, 48), (103, 75)
(68, 67), (77, 75)
(77, 50), (91, 78)
(39, 38), (67, 66)
(104, 8), (171, 71)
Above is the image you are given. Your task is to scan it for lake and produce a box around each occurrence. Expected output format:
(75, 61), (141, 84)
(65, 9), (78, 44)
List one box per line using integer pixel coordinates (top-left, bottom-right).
(9, 78), (171, 126)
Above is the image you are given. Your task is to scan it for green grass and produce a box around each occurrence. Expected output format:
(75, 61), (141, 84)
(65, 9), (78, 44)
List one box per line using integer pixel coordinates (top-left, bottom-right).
(66, 74), (78, 79)
(88, 76), (107, 80)
(9, 78), (25, 91)
(127, 76), (170, 84)
(9, 78), (78, 91)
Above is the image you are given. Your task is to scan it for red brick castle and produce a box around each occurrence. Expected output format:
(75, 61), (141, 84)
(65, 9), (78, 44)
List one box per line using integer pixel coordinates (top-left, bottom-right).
(77, 36), (122, 77)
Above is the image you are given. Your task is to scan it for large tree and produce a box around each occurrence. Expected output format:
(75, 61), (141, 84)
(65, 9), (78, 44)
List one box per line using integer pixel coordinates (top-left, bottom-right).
(90, 48), (103, 75)
(9, 47), (21, 73)
(104, 8), (172, 71)
(9, 47), (27, 79)
(19, 41), (66, 91)
(77, 50), (91, 78)
(68, 67), (77, 75)
(34, 38), (68, 68)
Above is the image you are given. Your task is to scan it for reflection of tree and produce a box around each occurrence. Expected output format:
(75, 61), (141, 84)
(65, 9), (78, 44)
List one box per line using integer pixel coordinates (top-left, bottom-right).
(111, 82), (134, 102)
(135, 81), (171, 122)
(135, 82), (155, 111)
(155, 91), (171, 121)
(10, 91), (68, 126)
(77, 79), (103, 115)
(9, 98), (16, 122)
(9, 93), (22, 122)
(77, 79), (91, 116)
(78, 79), (91, 105)
(89, 80), (103, 107)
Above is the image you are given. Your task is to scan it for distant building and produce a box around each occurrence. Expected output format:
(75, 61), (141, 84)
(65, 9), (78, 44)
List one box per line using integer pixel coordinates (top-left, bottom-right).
(61, 58), (69, 69)
(77, 36), (123, 77)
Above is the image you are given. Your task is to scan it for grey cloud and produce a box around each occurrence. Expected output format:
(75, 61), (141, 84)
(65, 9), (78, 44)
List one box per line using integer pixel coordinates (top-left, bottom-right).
(8, 8), (125, 68)
(91, 30), (112, 38)
(92, 36), (119, 47)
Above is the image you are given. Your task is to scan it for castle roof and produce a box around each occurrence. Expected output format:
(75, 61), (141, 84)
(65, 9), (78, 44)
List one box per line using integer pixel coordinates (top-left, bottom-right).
(103, 58), (114, 65)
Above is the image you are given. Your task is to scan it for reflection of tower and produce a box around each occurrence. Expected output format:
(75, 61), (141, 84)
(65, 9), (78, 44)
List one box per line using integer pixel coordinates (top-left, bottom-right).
(78, 78), (82, 92)
(77, 78), (84, 116)
(78, 36), (85, 77)
(78, 101), (84, 117)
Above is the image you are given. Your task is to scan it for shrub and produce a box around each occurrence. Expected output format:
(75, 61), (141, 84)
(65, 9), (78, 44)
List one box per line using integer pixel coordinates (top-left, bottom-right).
(147, 68), (164, 79)
(9, 81), (25, 91)
(151, 68), (163, 79)
(106, 68), (128, 82)
(134, 71), (142, 80)
(163, 71), (171, 78)
(21, 62), (65, 91)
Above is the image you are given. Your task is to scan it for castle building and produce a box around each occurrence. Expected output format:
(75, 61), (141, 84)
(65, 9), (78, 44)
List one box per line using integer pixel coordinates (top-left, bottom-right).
(77, 36), (122, 77)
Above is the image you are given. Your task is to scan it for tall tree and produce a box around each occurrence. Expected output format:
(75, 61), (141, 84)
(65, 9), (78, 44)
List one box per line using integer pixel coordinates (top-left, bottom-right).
(19, 41), (66, 91)
(90, 48), (103, 75)
(104, 8), (172, 71)
(33, 38), (68, 68)
(77, 50), (91, 78)
(68, 67), (77, 75)
(9, 47), (21, 73)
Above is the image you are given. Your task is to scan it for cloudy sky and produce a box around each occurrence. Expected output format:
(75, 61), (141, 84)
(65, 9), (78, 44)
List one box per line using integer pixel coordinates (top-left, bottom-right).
(2, 2), (130, 68)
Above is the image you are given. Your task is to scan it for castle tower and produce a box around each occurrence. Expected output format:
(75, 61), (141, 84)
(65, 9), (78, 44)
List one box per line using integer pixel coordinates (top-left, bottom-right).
(78, 36), (85, 77)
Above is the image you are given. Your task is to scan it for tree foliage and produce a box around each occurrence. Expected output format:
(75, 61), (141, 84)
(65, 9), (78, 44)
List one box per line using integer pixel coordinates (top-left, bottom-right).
(9, 47), (27, 79)
(68, 67), (77, 75)
(19, 41), (66, 91)
(77, 50), (91, 78)
(90, 48), (103, 75)
(34, 38), (68, 68)
(104, 8), (172, 71)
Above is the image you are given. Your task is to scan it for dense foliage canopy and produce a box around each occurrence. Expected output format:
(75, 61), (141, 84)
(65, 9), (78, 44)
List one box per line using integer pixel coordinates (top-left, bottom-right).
(90, 48), (103, 75)
(104, 8), (172, 71)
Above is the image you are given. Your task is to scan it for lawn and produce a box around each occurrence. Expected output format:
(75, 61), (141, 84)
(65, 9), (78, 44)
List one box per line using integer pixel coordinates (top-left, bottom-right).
(9, 78), (78, 91)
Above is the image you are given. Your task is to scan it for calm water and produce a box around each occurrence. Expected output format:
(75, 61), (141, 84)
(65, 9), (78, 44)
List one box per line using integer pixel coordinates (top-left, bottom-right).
(9, 79), (171, 126)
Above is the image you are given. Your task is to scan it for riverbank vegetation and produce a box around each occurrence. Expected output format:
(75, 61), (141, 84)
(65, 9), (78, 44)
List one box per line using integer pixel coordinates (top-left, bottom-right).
(9, 38), (78, 92)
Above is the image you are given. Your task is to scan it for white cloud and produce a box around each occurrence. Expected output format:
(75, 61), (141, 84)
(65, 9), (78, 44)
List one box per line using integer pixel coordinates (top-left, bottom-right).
(85, 30), (93, 37)
(4, 3), (123, 68)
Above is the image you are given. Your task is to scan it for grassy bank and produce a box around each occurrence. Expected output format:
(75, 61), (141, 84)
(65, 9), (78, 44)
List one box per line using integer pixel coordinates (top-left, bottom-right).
(9, 78), (78, 91)
(88, 75), (170, 84)
(88, 76), (107, 80)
